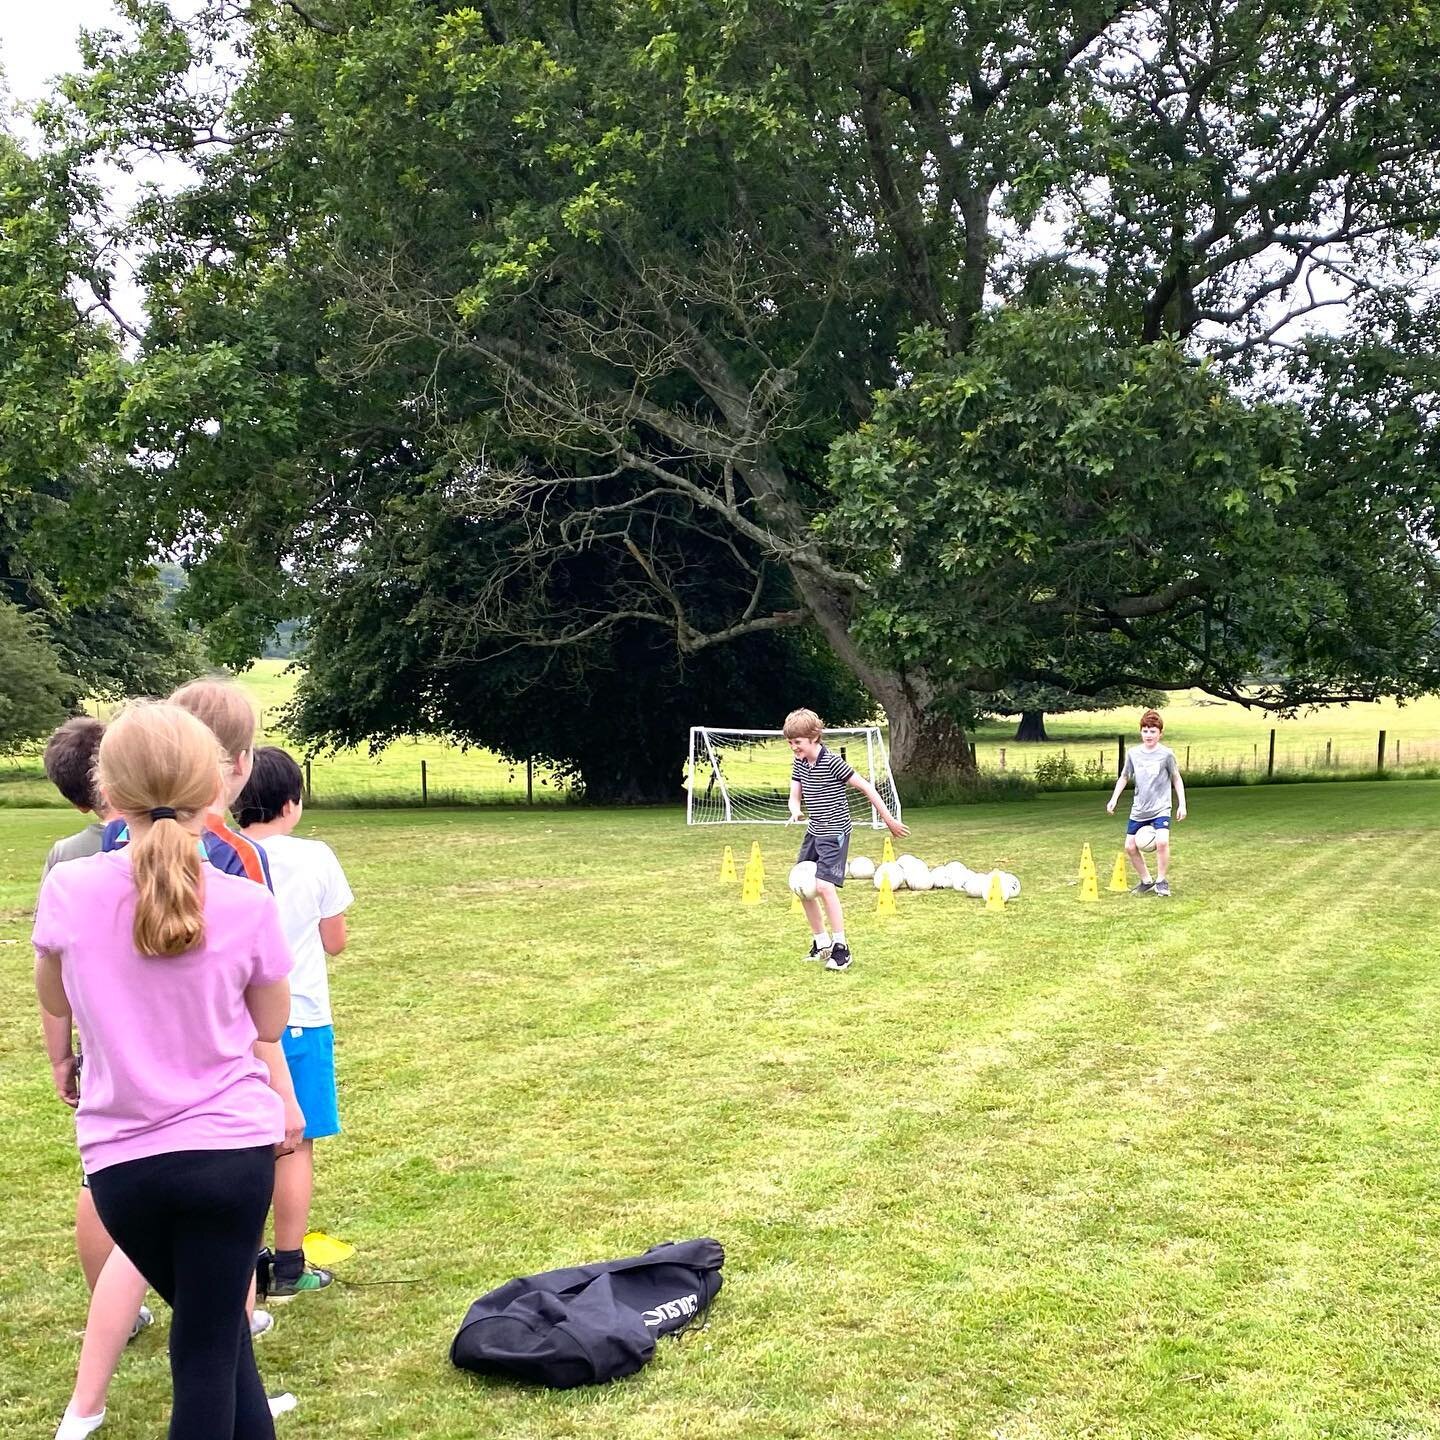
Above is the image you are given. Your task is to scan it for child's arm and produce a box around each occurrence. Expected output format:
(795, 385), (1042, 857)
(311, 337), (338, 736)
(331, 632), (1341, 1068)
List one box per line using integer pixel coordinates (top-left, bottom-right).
(1106, 770), (1130, 813)
(788, 779), (805, 824)
(319, 915), (347, 956)
(40, 1007), (79, 1107)
(846, 772), (909, 837)
(253, 1036), (307, 1156)
(1173, 767), (1187, 821)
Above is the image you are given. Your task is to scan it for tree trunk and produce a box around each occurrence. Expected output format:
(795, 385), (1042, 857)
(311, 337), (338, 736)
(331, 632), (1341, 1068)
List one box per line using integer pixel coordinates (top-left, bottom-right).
(785, 566), (976, 786)
(1015, 710), (1048, 743)
(885, 696), (976, 785)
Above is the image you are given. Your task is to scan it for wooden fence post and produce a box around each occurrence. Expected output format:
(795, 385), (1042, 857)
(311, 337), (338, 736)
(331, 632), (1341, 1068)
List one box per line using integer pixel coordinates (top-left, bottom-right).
(527, 755), (534, 805)
(1116, 734), (1125, 774)
(421, 759), (428, 806)
(304, 758), (312, 800)
(1326, 739), (1332, 767)
(1377, 730), (1387, 771)
(1267, 728), (1275, 778)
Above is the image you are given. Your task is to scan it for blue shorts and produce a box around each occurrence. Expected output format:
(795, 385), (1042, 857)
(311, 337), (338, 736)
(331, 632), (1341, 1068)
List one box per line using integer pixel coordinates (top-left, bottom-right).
(797, 830), (850, 886)
(282, 1025), (340, 1140)
(1126, 815), (1172, 836)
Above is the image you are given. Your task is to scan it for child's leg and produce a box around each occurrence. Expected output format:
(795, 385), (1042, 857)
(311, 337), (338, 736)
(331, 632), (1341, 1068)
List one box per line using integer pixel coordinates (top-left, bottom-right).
(75, 1186), (113, 1292)
(92, 1146), (277, 1440)
(271, 1141), (314, 1257)
(817, 881), (844, 937)
(1125, 835), (1152, 883)
(67, 1248), (151, 1419)
(1154, 832), (1170, 881)
(800, 896), (825, 933)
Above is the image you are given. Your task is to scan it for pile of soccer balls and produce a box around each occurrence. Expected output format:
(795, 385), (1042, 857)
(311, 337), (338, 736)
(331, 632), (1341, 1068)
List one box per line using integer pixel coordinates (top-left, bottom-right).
(788, 854), (1020, 901)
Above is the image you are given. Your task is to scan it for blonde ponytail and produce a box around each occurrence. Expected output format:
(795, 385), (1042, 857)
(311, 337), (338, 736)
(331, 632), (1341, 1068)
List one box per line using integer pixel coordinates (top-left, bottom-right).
(97, 703), (225, 958)
(131, 815), (205, 956)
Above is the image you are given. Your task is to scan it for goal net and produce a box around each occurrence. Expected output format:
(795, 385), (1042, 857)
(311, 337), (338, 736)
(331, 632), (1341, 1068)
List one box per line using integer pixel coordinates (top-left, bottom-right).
(686, 726), (902, 827)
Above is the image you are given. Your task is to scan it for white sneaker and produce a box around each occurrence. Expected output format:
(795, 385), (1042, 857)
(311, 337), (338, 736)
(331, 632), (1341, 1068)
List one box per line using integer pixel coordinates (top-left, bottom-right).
(127, 1304), (154, 1342)
(268, 1394), (298, 1420)
(250, 1308), (274, 1338)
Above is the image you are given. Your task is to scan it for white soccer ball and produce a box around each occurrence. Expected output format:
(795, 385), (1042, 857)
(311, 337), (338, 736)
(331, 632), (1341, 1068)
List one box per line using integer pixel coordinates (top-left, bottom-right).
(961, 870), (990, 899)
(788, 861), (819, 900)
(849, 855), (876, 880)
(945, 862), (974, 891)
(997, 871), (1022, 900)
(1133, 825), (1158, 853)
(874, 860), (906, 891)
(930, 866), (953, 890)
(898, 855), (930, 890)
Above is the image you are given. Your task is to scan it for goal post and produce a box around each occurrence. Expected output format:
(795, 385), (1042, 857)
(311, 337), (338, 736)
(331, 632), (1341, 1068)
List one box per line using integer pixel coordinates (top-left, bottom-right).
(686, 726), (902, 827)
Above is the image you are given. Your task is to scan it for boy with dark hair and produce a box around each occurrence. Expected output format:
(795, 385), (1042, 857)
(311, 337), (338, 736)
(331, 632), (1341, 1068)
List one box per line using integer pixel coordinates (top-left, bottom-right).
(42, 718), (111, 878)
(236, 746), (354, 1299)
(1107, 708), (1188, 897)
(784, 708), (908, 972)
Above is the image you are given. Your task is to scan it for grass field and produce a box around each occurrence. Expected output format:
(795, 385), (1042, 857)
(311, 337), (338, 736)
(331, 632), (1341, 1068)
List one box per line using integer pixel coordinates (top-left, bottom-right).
(5, 662), (1440, 807)
(5, 783), (1440, 1438)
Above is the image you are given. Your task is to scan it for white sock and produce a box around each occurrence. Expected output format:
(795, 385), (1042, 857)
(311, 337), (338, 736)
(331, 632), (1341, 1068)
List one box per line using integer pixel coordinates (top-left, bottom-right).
(56, 1408), (106, 1440)
(832, 931), (846, 947)
(268, 1394), (298, 1419)
(812, 931), (831, 948)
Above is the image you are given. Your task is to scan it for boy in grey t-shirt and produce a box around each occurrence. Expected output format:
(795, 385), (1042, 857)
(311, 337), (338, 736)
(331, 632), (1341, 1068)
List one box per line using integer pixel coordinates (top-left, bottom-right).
(1106, 708), (1187, 896)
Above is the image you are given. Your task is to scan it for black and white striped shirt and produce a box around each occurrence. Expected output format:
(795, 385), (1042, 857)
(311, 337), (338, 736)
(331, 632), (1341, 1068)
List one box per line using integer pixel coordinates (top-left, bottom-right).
(792, 744), (856, 835)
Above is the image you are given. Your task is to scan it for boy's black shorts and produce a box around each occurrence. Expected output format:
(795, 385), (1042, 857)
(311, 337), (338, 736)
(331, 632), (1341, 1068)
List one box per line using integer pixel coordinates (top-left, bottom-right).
(797, 830), (851, 886)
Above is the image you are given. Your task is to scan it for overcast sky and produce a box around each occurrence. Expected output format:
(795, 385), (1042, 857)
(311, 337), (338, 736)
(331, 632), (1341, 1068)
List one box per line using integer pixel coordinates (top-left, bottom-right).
(0, 2), (120, 111)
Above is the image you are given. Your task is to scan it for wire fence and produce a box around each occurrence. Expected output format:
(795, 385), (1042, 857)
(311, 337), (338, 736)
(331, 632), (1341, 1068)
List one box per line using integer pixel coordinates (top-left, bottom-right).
(5, 725), (1439, 810)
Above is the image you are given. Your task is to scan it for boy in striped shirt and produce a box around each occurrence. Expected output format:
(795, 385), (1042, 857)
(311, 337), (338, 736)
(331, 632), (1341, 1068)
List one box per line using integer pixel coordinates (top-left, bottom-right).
(785, 708), (908, 972)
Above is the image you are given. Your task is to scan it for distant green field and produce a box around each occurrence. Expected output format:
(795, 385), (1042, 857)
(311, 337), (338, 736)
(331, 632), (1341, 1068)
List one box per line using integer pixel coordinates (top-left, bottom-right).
(6, 783), (1440, 1438)
(4, 659), (1439, 806)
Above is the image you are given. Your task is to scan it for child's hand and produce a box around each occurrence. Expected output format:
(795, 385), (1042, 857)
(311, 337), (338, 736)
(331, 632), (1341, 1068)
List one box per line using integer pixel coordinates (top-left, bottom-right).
(1106, 800), (1116, 814)
(1177, 806), (1187, 822)
(51, 1055), (79, 1108)
(888, 818), (910, 838)
(277, 1098), (306, 1157)
(788, 804), (804, 825)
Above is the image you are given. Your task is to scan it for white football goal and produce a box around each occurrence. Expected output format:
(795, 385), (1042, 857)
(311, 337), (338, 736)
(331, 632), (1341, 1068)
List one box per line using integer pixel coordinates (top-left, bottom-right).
(686, 726), (902, 827)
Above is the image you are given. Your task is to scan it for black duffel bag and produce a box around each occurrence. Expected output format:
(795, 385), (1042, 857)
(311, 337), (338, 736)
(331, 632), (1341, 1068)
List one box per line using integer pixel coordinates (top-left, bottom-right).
(450, 1238), (724, 1389)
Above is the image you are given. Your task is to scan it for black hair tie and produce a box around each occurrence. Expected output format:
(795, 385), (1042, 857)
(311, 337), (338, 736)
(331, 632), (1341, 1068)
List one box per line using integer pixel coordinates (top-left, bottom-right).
(149, 807), (178, 821)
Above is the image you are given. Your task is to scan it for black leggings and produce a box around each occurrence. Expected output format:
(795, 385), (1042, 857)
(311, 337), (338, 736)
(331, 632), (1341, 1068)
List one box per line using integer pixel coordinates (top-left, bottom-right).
(89, 1145), (276, 1440)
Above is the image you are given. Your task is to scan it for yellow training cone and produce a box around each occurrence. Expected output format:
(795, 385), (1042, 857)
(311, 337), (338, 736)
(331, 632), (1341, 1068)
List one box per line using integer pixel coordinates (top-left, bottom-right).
(742, 866), (763, 904)
(790, 890), (803, 914)
(749, 840), (766, 887)
(719, 845), (738, 883)
(1108, 852), (1129, 892)
(985, 872), (1006, 911)
(881, 834), (896, 866)
(1078, 842), (1096, 882)
(1079, 869), (1099, 903)
(303, 1232), (354, 1266)
(875, 869), (897, 917)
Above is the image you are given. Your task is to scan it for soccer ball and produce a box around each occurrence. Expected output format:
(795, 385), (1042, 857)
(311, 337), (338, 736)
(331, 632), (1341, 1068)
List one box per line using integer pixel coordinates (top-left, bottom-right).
(960, 870), (990, 899)
(930, 865), (954, 890)
(874, 860), (906, 891)
(997, 871), (1022, 900)
(849, 855), (876, 880)
(788, 861), (818, 899)
(898, 855), (930, 890)
(1133, 825), (1158, 853)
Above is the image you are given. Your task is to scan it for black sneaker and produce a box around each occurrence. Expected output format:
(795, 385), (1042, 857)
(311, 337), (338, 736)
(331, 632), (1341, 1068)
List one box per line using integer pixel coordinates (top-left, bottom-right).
(805, 939), (831, 963)
(825, 942), (853, 971)
(264, 1264), (334, 1300)
(1130, 880), (1155, 896)
(1153, 879), (1171, 897)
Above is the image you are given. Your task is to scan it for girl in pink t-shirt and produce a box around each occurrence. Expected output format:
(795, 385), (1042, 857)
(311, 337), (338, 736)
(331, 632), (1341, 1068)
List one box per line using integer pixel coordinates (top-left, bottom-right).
(34, 703), (293, 1440)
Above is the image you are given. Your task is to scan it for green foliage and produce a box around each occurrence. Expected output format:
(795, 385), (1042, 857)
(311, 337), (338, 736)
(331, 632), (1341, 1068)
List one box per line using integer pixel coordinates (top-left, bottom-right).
(19, 0), (1440, 778)
(828, 304), (1440, 710)
(0, 602), (74, 752)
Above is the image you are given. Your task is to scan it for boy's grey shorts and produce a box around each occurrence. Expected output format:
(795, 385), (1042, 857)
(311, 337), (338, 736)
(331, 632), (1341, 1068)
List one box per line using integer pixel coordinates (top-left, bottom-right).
(796, 830), (851, 886)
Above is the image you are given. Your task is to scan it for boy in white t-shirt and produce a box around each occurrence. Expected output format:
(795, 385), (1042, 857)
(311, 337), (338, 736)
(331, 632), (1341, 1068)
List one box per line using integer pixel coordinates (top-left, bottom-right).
(236, 746), (354, 1299)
